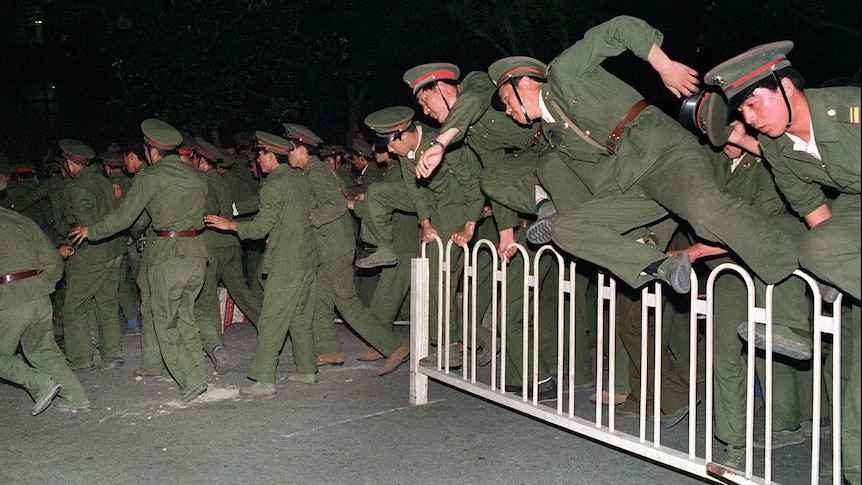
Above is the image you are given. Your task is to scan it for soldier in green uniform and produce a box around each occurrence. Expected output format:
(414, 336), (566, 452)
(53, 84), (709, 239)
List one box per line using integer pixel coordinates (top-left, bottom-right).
(282, 123), (410, 377)
(486, 16), (801, 297)
(1, 179), (91, 414)
(120, 139), (164, 377)
(70, 119), (210, 403)
(401, 63), (569, 394)
(706, 40), (860, 484)
(348, 145), (420, 362)
(101, 151), (141, 336)
(205, 131), (318, 396)
(361, 107), (486, 368)
(191, 137), (262, 375)
(60, 139), (127, 371)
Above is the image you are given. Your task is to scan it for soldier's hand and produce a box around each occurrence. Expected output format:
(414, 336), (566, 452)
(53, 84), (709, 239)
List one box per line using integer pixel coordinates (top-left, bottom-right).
(58, 244), (75, 259)
(416, 143), (444, 179)
(68, 225), (89, 245)
(113, 183), (123, 199)
(204, 215), (235, 232)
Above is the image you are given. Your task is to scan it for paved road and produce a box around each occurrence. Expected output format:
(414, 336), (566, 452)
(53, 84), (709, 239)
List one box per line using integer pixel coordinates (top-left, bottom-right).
(3, 322), (820, 485)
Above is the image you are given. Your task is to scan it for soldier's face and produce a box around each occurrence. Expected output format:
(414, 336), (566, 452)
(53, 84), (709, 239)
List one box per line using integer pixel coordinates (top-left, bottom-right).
(416, 85), (450, 123)
(498, 78), (538, 126)
(737, 84), (792, 138)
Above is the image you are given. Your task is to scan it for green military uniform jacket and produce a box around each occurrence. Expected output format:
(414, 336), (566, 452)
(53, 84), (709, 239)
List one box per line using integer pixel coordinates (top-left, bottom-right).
(440, 71), (546, 229)
(398, 123), (485, 225)
(68, 164), (126, 263)
(302, 158), (356, 263)
(759, 87), (861, 216)
(0, 208), (63, 310)
(542, 15), (684, 192)
(203, 170), (241, 250)
(87, 155), (208, 267)
(236, 163), (318, 287)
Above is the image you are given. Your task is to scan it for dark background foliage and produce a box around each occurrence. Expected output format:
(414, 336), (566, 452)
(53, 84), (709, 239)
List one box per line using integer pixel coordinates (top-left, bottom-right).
(1, 0), (859, 164)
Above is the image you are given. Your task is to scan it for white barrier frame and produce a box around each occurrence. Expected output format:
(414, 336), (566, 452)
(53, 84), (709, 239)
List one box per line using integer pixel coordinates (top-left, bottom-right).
(409, 236), (843, 485)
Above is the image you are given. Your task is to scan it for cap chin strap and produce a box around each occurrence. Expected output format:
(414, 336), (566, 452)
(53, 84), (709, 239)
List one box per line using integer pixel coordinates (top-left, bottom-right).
(509, 78), (533, 125)
(436, 83), (452, 113)
(772, 70), (793, 128)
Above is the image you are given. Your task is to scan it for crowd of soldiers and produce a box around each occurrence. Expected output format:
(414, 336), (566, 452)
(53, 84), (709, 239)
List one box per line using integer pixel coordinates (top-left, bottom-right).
(1, 15), (858, 483)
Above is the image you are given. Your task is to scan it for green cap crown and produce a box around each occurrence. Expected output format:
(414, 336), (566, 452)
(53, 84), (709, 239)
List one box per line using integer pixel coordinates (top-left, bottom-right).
(99, 151), (124, 167)
(282, 123), (323, 147)
(58, 139), (96, 164)
(218, 148), (236, 168)
(487, 56), (548, 90)
(705, 41), (793, 110)
(255, 131), (293, 155)
(403, 62), (460, 94)
(350, 138), (373, 157)
(364, 106), (415, 136)
(141, 119), (183, 149)
(194, 137), (221, 163)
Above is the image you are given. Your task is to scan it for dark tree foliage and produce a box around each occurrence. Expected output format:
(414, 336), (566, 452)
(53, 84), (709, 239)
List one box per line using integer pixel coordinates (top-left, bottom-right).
(0, 0), (858, 162)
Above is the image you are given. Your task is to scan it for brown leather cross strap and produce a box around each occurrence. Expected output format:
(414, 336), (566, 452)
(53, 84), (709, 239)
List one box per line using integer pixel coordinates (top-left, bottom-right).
(154, 229), (204, 238)
(606, 100), (649, 155)
(0, 270), (38, 285)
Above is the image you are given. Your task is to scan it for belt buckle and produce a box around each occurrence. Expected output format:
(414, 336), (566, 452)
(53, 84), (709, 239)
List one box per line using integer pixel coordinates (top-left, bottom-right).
(606, 134), (620, 155)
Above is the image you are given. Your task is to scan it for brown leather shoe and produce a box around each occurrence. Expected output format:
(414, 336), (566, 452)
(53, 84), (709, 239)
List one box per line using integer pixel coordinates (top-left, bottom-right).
(378, 344), (409, 376)
(316, 352), (344, 366)
(357, 347), (385, 362)
(589, 391), (627, 406)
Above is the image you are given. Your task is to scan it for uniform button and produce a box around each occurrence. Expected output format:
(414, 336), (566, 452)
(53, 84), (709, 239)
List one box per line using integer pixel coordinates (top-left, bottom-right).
(827, 109), (836, 117)
(821, 164), (826, 169)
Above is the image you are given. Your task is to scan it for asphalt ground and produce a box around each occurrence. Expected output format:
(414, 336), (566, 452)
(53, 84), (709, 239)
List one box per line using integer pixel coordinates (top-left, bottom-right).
(1, 322), (826, 485)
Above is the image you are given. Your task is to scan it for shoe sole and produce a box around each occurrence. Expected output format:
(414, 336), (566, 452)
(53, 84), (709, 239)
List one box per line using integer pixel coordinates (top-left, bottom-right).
(752, 433), (806, 449)
(737, 323), (813, 360)
(181, 384), (208, 403)
(32, 383), (62, 416)
(355, 258), (398, 269)
(526, 217), (553, 245)
(665, 253), (692, 293)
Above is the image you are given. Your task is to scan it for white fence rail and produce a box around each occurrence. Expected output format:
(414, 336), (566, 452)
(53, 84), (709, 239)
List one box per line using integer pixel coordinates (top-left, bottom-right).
(409, 236), (843, 485)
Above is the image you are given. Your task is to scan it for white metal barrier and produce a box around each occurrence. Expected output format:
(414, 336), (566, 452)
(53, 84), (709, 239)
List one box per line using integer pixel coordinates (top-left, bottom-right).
(409, 236), (844, 485)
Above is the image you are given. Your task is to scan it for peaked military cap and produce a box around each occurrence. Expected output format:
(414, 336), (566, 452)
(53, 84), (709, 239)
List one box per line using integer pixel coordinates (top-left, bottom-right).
(100, 151), (124, 168)
(364, 106), (415, 141)
(218, 148), (236, 168)
(403, 63), (460, 94)
(705, 41), (794, 111)
(679, 90), (732, 146)
(59, 139), (96, 164)
(319, 144), (344, 158)
(194, 137), (221, 163)
(282, 123), (323, 148)
(233, 131), (254, 149)
(350, 138), (373, 158)
(488, 56), (548, 90)
(254, 131), (293, 156)
(141, 119), (183, 149)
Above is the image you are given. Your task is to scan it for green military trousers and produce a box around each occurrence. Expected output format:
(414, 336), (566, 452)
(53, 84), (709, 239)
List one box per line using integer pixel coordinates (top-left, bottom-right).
(147, 256), (207, 394)
(0, 296), (89, 407)
(62, 254), (123, 367)
(248, 267), (317, 384)
(311, 249), (405, 357)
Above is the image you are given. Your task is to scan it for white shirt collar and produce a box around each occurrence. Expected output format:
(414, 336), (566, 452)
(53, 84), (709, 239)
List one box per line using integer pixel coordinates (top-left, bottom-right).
(407, 125), (423, 160)
(785, 119), (821, 161)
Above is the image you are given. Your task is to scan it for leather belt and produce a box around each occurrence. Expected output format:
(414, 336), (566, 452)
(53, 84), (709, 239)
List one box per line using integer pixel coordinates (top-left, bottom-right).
(606, 100), (649, 155)
(0, 270), (38, 285)
(154, 229), (204, 238)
